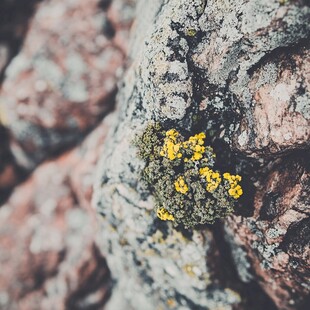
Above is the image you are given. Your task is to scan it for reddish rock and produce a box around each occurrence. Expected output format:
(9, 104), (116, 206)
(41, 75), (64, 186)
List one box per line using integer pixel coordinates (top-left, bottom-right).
(0, 0), (41, 198)
(0, 0), (135, 170)
(0, 117), (113, 309)
(225, 154), (310, 310)
(233, 47), (310, 158)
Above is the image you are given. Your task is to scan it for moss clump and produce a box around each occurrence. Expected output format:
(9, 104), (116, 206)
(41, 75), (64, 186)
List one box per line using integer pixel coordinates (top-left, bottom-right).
(135, 123), (243, 229)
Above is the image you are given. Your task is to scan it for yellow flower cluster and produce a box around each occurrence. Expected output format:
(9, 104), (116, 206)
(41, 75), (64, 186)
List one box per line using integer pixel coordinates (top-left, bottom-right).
(137, 124), (245, 227)
(199, 167), (221, 192)
(174, 176), (189, 194)
(158, 128), (243, 200)
(157, 207), (175, 221)
(223, 173), (243, 199)
(160, 129), (182, 160)
(160, 130), (207, 162)
(184, 132), (206, 161)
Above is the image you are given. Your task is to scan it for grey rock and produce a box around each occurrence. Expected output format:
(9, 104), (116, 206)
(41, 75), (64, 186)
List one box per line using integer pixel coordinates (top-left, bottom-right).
(94, 0), (309, 309)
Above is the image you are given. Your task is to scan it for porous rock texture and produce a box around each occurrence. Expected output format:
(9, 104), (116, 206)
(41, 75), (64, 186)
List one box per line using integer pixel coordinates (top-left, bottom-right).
(0, 0), (134, 171)
(0, 117), (113, 310)
(94, 0), (310, 309)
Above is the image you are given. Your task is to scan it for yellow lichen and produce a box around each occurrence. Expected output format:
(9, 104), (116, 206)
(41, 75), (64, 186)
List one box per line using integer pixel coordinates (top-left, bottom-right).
(223, 172), (243, 199)
(157, 207), (175, 221)
(160, 129), (182, 160)
(199, 167), (221, 192)
(174, 176), (189, 194)
(136, 124), (244, 228)
(166, 299), (176, 308)
(183, 264), (196, 277)
(160, 130), (207, 162)
(183, 132), (206, 161)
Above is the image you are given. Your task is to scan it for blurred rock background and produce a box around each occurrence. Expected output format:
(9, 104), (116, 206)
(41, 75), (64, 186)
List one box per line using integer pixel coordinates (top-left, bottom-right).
(0, 0), (134, 309)
(0, 0), (309, 310)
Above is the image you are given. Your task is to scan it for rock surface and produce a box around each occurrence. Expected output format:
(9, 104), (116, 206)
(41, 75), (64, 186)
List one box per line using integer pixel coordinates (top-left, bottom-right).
(94, 0), (310, 309)
(0, 117), (112, 310)
(0, 0), (135, 308)
(0, 0), (41, 203)
(0, 0), (309, 309)
(225, 152), (310, 310)
(0, 0), (135, 171)
(189, 0), (310, 158)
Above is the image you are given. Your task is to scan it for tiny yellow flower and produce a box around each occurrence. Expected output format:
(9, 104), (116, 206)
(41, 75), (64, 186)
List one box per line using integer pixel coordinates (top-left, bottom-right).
(174, 176), (189, 194)
(157, 208), (175, 221)
(224, 172), (243, 198)
(197, 132), (206, 139)
(160, 129), (183, 161)
(192, 152), (203, 161)
(223, 172), (231, 179)
(228, 185), (243, 199)
(199, 167), (221, 192)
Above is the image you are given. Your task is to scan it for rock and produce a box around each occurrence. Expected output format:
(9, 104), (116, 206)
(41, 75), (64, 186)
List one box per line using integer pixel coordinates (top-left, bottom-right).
(0, 0), (135, 171)
(1, 0), (308, 308)
(94, 0), (247, 309)
(0, 117), (113, 310)
(93, 0), (309, 309)
(225, 153), (310, 310)
(0, 0), (42, 202)
(233, 47), (310, 158)
(0, 0), (40, 79)
(190, 0), (310, 158)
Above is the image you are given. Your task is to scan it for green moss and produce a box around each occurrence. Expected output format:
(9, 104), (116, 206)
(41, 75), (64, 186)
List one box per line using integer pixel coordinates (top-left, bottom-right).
(134, 123), (243, 229)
